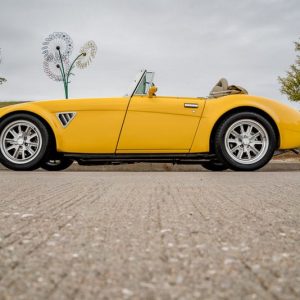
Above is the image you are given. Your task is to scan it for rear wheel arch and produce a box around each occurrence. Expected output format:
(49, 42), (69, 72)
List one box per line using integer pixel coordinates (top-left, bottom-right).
(209, 106), (280, 153)
(0, 111), (57, 154)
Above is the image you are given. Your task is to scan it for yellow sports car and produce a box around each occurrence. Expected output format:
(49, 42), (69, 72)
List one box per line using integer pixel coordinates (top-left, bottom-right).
(0, 70), (300, 171)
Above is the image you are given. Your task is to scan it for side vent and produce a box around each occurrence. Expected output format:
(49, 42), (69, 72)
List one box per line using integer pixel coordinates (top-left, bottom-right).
(56, 112), (76, 128)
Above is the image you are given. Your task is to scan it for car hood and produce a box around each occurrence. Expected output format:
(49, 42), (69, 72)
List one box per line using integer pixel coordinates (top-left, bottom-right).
(0, 97), (128, 117)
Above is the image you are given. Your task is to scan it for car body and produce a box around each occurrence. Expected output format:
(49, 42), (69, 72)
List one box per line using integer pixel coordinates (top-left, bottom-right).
(0, 69), (300, 171)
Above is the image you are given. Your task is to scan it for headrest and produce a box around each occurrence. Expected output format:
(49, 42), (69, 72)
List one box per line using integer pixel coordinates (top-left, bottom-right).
(209, 78), (248, 98)
(215, 78), (228, 90)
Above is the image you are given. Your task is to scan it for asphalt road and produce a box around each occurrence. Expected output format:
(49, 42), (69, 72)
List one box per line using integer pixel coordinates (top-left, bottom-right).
(0, 170), (300, 299)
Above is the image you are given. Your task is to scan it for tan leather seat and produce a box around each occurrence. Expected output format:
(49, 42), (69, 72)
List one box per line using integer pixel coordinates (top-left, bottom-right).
(209, 78), (248, 98)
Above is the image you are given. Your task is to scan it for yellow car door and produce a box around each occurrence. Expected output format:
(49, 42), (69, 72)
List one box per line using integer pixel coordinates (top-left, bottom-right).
(117, 95), (205, 153)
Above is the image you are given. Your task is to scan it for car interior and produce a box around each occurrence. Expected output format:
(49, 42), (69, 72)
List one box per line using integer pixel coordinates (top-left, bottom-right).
(131, 71), (248, 99)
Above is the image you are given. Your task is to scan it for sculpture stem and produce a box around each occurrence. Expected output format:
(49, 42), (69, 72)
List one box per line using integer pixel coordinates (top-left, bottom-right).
(66, 53), (84, 85)
(57, 49), (68, 99)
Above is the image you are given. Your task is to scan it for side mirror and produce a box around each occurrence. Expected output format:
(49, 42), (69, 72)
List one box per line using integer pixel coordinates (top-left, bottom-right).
(148, 85), (157, 98)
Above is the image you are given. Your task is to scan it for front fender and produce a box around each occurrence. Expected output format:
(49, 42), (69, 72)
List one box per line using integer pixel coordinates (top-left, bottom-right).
(190, 95), (300, 152)
(0, 102), (63, 150)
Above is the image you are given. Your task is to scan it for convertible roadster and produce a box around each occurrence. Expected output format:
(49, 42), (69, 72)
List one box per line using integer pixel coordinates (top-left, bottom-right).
(0, 69), (300, 171)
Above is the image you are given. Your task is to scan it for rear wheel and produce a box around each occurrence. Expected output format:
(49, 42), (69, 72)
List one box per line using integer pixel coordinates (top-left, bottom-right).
(0, 114), (50, 171)
(41, 158), (73, 171)
(214, 112), (276, 171)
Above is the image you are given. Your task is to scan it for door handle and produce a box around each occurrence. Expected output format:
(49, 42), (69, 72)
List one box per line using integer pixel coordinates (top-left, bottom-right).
(184, 103), (198, 108)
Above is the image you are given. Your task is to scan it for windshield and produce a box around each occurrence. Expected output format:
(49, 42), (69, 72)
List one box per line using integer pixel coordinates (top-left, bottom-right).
(125, 70), (155, 97)
(135, 71), (154, 95)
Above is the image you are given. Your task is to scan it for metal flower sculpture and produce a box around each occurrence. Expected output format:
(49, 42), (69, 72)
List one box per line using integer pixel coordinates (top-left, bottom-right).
(76, 41), (97, 69)
(42, 32), (97, 99)
(0, 48), (7, 85)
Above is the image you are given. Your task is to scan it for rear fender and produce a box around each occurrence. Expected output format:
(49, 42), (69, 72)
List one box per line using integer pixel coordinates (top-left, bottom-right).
(190, 95), (300, 152)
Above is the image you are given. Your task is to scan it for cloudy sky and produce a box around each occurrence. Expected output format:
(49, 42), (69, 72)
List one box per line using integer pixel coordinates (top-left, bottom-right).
(0, 0), (299, 108)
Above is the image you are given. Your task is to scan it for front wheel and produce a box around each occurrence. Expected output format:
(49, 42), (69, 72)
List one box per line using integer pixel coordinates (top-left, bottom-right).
(41, 158), (73, 171)
(0, 114), (50, 171)
(214, 112), (277, 171)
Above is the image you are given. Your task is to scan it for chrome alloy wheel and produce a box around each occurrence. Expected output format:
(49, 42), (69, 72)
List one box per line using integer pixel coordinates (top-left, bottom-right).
(0, 120), (42, 164)
(224, 119), (269, 165)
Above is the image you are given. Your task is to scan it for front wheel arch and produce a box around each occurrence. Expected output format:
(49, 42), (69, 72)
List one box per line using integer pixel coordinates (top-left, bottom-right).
(209, 107), (280, 153)
(0, 111), (57, 156)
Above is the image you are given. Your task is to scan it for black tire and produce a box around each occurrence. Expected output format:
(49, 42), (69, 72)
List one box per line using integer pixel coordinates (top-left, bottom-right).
(214, 112), (277, 171)
(41, 158), (73, 171)
(201, 160), (228, 171)
(0, 113), (50, 171)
